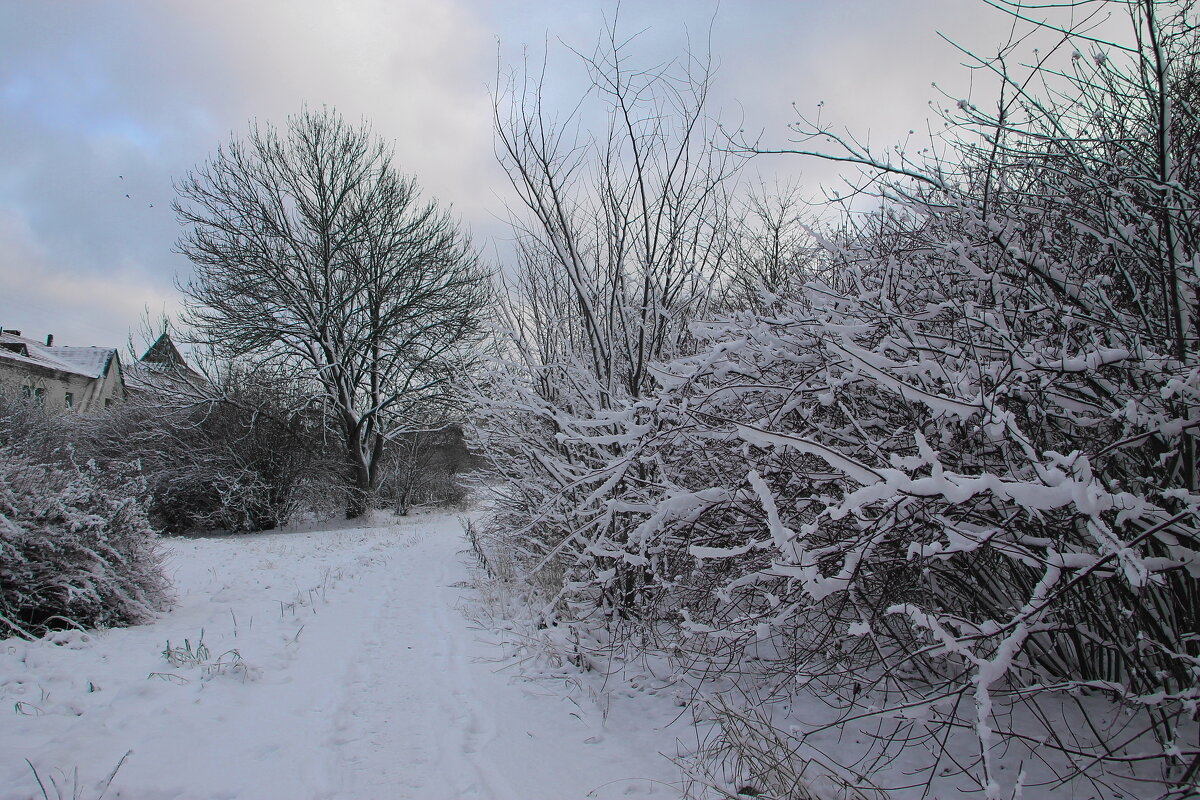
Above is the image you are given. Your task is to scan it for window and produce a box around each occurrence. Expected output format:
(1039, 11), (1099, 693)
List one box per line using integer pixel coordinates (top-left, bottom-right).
(64, 392), (73, 409)
(20, 385), (31, 400)
(104, 398), (113, 408)
(33, 387), (45, 406)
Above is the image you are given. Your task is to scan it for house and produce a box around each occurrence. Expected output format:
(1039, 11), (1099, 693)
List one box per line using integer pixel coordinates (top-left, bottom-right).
(0, 330), (125, 412)
(124, 333), (209, 402)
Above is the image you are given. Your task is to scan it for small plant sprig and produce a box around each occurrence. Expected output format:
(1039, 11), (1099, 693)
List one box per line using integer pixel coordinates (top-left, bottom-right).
(161, 633), (210, 668)
(152, 629), (248, 680)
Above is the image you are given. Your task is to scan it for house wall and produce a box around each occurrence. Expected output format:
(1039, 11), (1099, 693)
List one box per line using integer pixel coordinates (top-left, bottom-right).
(90, 358), (125, 410)
(0, 357), (124, 412)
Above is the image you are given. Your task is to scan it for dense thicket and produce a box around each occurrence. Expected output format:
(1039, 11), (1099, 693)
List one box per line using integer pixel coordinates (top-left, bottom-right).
(379, 424), (477, 515)
(100, 375), (339, 533)
(0, 415), (168, 636)
(477, 3), (1200, 797)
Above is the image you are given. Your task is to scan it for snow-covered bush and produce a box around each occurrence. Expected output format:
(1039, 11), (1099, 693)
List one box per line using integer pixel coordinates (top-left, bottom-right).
(0, 451), (168, 637)
(479, 2), (1200, 797)
(79, 370), (340, 534)
(138, 397), (327, 534)
(475, 24), (739, 611)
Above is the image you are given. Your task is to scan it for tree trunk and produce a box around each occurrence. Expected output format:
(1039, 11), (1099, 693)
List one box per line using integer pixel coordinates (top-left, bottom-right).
(344, 421), (377, 519)
(346, 458), (373, 519)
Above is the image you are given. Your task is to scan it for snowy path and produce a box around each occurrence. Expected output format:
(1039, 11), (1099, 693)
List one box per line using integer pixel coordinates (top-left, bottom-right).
(324, 522), (517, 799)
(0, 514), (683, 799)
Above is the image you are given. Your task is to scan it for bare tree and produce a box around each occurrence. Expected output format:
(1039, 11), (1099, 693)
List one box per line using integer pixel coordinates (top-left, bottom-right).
(493, 24), (738, 404)
(474, 21), (743, 614)
(719, 181), (818, 311)
(176, 107), (490, 516)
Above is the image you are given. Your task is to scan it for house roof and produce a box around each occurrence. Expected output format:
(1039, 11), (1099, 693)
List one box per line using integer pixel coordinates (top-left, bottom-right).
(125, 333), (209, 398)
(0, 332), (119, 380)
(50, 347), (116, 379)
(140, 333), (188, 368)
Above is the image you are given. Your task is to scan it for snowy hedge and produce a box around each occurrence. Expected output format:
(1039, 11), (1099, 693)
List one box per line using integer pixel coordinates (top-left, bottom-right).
(476, 3), (1200, 796)
(0, 452), (169, 637)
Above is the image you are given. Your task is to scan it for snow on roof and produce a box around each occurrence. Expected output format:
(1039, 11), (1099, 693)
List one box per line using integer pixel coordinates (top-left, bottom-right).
(51, 347), (115, 379)
(0, 332), (117, 379)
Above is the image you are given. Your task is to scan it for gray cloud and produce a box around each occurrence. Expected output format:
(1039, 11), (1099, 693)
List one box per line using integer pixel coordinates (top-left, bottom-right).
(1, 0), (1061, 348)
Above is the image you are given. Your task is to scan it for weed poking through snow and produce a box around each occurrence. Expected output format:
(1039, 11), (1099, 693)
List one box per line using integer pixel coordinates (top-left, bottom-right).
(150, 629), (253, 681)
(25, 750), (131, 800)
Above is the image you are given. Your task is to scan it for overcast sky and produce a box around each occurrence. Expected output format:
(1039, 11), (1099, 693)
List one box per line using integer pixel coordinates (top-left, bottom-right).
(0, 1), (1077, 350)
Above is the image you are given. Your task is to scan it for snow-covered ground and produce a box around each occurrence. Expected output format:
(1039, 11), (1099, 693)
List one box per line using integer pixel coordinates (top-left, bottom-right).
(0, 513), (685, 800)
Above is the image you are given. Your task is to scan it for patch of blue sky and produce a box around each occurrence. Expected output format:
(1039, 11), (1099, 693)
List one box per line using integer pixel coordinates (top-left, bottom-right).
(89, 115), (163, 152)
(1, 74), (34, 107)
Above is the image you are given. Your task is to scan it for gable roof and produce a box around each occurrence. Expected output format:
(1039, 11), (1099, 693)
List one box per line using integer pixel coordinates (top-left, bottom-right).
(125, 333), (209, 399)
(140, 333), (189, 369)
(51, 347), (116, 379)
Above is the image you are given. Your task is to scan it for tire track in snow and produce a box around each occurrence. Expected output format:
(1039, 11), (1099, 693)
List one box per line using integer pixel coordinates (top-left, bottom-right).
(429, 539), (513, 799)
(328, 521), (515, 800)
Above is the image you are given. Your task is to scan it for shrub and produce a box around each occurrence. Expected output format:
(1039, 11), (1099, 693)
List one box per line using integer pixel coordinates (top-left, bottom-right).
(477, 3), (1200, 796)
(378, 425), (478, 514)
(78, 368), (341, 534)
(0, 451), (169, 637)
